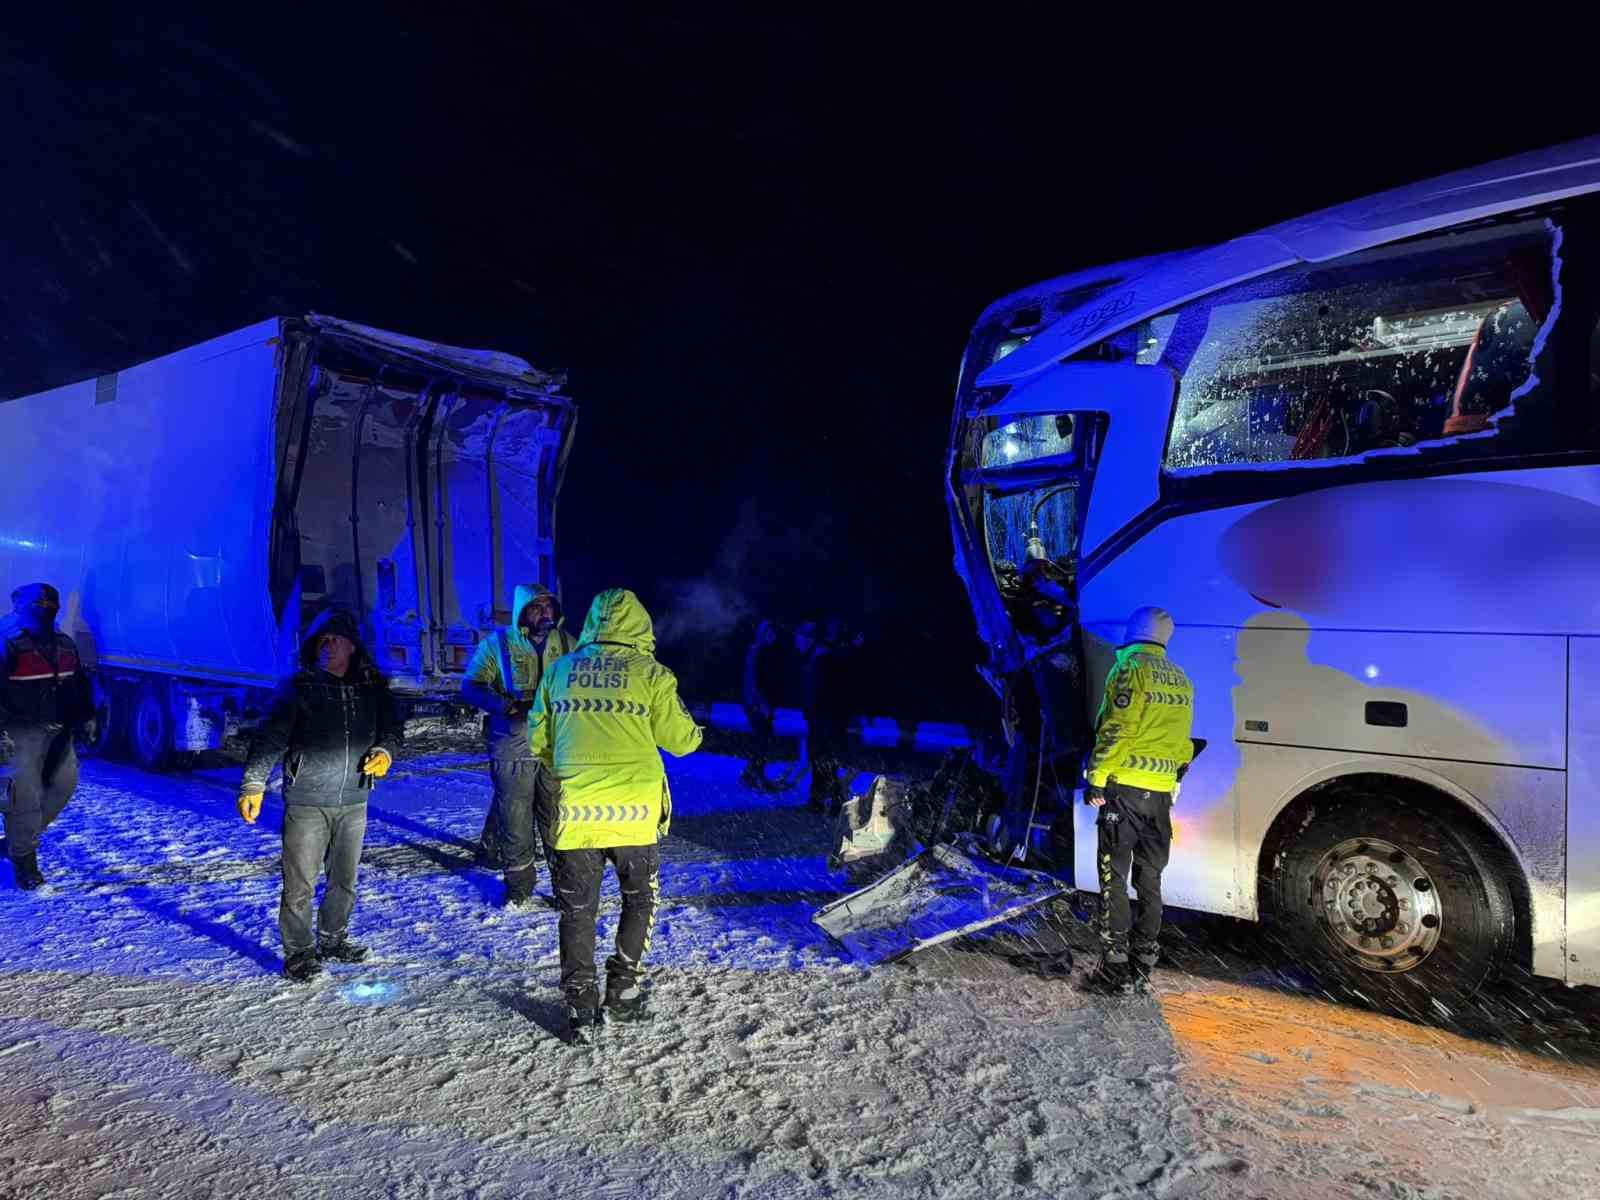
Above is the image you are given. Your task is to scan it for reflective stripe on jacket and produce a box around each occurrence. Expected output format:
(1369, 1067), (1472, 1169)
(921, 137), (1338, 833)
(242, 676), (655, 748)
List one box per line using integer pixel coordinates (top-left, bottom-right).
(529, 589), (702, 850)
(1086, 643), (1194, 792)
(461, 582), (576, 755)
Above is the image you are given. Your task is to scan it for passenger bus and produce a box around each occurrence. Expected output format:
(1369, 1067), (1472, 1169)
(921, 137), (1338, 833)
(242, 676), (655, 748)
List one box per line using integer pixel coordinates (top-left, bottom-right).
(945, 136), (1600, 1013)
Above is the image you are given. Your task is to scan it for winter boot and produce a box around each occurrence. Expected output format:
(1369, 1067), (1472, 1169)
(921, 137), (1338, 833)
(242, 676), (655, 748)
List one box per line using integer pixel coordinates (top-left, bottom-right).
(282, 951), (323, 983)
(12, 853), (44, 891)
(474, 838), (503, 869)
(503, 887), (538, 911)
(1133, 950), (1160, 984)
(318, 937), (370, 964)
(604, 979), (651, 1024)
(1081, 957), (1137, 996)
(566, 1005), (605, 1046)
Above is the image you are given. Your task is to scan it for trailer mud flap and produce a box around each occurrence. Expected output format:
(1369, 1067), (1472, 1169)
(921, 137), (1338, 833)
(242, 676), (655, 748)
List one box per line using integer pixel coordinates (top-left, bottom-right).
(812, 833), (1067, 964)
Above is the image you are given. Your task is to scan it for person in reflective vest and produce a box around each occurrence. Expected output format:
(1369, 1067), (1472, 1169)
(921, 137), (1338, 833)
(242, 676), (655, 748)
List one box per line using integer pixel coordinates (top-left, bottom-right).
(1081, 606), (1194, 995)
(527, 588), (702, 1042)
(460, 583), (576, 904)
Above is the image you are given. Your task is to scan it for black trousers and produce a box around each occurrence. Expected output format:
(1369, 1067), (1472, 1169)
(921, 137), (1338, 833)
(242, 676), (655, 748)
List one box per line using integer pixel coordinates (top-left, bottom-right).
(486, 755), (547, 895)
(742, 705), (775, 774)
(1095, 781), (1172, 962)
(549, 843), (661, 1009)
(806, 722), (849, 814)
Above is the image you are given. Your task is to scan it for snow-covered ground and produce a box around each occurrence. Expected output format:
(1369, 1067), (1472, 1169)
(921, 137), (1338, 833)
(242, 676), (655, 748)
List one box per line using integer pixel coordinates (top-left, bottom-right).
(2, 738), (1598, 1199)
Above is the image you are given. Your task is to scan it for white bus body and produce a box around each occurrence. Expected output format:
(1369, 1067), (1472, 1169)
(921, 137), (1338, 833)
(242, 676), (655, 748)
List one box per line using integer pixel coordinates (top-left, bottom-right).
(947, 136), (1600, 1003)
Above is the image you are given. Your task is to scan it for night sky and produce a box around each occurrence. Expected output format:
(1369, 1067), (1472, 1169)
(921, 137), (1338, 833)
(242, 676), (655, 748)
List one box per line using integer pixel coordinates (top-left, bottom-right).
(4, 8), (1594, 717)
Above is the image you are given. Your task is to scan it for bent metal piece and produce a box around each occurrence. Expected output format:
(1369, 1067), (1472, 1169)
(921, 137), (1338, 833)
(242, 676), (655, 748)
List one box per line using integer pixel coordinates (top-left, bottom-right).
(813, 833), (1067, 965)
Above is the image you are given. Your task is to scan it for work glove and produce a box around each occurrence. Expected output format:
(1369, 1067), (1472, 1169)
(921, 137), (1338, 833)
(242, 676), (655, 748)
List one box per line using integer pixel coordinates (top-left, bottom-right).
(238, 787), (264, 824)
(77, 717), (100, 748)
(505, 698), (532, 721)
(1085, 787), (1106, 808)
(360, 748), (393, 779)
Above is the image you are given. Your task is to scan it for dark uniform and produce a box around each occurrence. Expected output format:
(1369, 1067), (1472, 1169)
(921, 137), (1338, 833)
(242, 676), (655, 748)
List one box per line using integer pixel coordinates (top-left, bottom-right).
(738, 620), (782, 790)
(240, 610), (402, 980)
(798, 623), (855, 816)
(0, 583), (94, 890)
(1083, 607), (1194, 994)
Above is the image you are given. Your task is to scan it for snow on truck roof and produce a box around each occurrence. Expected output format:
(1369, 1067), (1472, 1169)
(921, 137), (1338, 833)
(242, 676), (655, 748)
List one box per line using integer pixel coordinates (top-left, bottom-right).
(976, 134), (1600, 390)
(305, 314), (566, 396)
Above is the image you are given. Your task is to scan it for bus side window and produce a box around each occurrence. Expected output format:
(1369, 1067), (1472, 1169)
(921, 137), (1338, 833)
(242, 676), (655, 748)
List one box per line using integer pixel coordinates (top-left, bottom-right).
(1155, 213), (1578, 474)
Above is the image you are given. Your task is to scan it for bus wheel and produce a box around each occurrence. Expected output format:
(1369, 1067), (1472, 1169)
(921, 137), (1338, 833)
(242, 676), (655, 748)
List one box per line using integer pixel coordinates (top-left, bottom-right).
(1267, 785), (1516, 1020)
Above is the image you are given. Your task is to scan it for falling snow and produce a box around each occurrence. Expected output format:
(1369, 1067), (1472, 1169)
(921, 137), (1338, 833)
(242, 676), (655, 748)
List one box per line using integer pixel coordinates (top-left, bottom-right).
(1, 734), (1597, 1198)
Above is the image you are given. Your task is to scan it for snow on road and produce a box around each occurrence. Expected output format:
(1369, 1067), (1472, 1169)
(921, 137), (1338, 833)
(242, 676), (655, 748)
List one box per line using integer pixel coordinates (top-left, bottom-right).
(1, 740), (1597, 1199)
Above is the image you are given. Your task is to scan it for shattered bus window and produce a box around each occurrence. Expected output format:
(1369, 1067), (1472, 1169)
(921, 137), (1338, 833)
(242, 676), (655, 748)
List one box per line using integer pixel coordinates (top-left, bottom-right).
(980, 412), (1073, 467)
(984, 484), (1075, 576)
(1157, 217), (1566, 472)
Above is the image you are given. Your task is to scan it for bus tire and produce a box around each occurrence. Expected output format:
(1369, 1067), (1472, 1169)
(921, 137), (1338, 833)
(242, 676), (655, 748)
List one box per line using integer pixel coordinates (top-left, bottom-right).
(1265, 782), (1516, 1021)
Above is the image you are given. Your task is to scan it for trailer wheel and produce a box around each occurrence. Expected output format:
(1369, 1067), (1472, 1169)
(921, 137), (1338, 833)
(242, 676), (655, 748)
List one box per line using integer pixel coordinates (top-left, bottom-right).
(129, 681), (177, 772)
(80, 675), (124, 759)
(1265, 782), (1517, 1021)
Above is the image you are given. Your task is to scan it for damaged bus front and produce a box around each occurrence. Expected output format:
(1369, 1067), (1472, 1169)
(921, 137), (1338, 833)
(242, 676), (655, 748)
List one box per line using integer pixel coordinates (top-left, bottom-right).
(946, 135), (1600, 1011)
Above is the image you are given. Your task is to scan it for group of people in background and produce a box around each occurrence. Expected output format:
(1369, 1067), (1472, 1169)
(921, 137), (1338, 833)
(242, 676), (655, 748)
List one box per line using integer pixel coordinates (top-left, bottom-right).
(739, 616), (867, 815)
(0, 577), (698, 1043)
(3, 573), (1195, 1018)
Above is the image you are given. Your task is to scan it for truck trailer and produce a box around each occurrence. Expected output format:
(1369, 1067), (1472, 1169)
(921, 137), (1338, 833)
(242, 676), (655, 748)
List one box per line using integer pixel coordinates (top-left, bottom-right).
(0, 314), (575, 769)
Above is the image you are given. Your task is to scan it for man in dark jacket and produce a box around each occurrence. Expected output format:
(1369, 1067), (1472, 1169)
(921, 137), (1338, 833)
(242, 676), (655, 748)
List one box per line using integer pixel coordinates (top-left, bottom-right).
(797, 622), (855, 816)
(237, 609), (402, 982)
(0, 583), (95, 890)
(459, 583), (576, 904)
(738, 619), (782, 790)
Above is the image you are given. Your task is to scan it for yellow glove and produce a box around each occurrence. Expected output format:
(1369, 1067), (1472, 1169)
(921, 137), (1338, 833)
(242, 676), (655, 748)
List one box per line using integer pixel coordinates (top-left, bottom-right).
(360, 748), (393, 779)
(238, 788), (264, 824)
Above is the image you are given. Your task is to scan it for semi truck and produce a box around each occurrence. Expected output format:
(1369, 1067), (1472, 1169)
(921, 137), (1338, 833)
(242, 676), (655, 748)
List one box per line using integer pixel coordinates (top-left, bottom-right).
(0, 314), (575, 770)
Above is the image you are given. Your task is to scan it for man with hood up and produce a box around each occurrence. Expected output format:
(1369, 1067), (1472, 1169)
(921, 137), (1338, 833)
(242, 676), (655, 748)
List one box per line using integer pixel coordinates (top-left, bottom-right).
(237, 609), (402, 982)
(527, 588), (702, 1043)
(460, 583), (576, 905)
(0, 583), (95, 890)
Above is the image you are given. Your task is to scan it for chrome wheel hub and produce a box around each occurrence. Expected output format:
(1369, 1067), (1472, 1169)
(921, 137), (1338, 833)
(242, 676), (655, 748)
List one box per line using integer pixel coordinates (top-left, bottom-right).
(1313, 837), (1441, 972)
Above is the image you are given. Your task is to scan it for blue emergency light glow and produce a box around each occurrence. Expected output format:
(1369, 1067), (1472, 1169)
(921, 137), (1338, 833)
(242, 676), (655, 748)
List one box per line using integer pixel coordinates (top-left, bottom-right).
(341, 979), (400, 1005)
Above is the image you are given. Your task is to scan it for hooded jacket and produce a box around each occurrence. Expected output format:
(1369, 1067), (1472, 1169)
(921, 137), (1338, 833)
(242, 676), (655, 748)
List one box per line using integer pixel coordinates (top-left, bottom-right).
(528, 589), (702, 850)
(461, 583), (577, 757)
(241, 610), (403, 807)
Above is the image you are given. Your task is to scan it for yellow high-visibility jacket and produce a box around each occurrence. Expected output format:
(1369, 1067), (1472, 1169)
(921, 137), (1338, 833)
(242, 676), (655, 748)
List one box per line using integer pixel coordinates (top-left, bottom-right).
(528, 589), (703, 849)
(1086, 643), (1194, 792)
